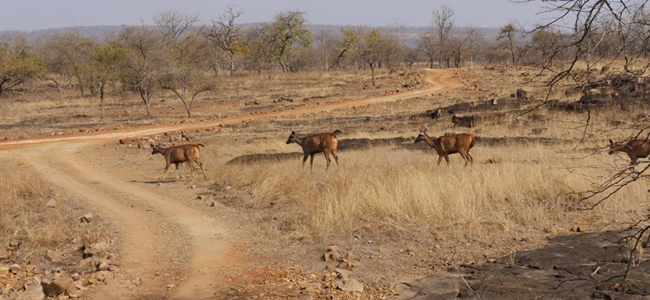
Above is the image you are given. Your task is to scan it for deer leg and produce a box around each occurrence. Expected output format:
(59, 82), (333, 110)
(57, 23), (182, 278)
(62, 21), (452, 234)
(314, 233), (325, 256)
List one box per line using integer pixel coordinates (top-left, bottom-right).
(302, 153), (309, 168)
(630, 153), (639, 164)
(459, 151), (469, 167)
(187, 161), (195, 180)
(175, 163), (180, 181)
(324, 152), (331, 171)
(196, 160), (208, 180)
(310, 154), (315, 170)
(161, 162), (171, 181)
(444, 154), (451, 165)
(437, 155), (443, 165)
(332, 152), (339, 167)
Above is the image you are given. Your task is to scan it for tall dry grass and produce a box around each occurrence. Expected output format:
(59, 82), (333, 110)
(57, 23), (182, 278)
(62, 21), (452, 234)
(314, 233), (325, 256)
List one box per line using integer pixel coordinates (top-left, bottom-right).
(216, 144), (649, 241)
(0, 171), (99, 262)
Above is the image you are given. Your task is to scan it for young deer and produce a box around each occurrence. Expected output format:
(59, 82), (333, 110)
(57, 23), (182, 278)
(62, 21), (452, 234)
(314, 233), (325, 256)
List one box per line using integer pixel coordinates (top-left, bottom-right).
(151, 143), (207, 181)
(609, 139), (650, 164)
(415, 129), (475, 167)
(286, 130), (341, 170)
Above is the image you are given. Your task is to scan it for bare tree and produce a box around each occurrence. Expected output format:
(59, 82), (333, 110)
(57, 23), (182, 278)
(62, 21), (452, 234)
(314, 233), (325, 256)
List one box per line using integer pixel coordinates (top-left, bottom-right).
(153, 8), (200, 45)
(207, 5), (245, 76)
(432, 6), (455, 69)
(498, 23), (518, 66)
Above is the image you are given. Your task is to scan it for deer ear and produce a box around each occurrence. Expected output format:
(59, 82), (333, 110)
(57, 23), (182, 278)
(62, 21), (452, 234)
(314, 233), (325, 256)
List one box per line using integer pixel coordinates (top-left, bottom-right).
(609, 139), (613, 144)
(291, 131), (296, 135)
(423, 128), (428, 133)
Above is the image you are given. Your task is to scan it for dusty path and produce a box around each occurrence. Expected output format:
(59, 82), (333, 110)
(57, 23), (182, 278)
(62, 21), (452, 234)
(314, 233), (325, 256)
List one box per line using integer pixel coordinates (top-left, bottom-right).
(0, 69), (464, 299)
(0, 69), (463, 147)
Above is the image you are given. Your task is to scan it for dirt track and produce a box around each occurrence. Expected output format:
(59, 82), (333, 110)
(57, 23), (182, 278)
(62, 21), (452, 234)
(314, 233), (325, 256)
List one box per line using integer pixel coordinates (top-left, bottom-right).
(0, 69), (463, 299)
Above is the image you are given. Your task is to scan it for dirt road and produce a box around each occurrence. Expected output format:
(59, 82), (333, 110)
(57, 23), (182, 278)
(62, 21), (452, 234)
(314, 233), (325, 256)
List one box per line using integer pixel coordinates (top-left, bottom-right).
(0, 69), (463, 299)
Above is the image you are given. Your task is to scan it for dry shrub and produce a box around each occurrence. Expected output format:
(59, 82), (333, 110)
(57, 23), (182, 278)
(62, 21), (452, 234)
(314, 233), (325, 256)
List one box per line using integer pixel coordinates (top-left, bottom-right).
(216, 144), (644, 241)
(0, 171), (96, 261)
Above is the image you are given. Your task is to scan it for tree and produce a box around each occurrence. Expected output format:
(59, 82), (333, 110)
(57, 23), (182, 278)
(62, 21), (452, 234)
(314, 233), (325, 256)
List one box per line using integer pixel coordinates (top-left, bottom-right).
(432, 6), (455, 68)
(0, 43), (42, 97)
(268, 11), (313, 72)
(160, 32), (215, 118)
(330, 28), (360, 69)
(207, 6), (247, 76)
(498, 23), (518, 66)
(357, 29), (385, 86)
(418, 32), (437, 68)
(91, 41), (127, 118)
(153, 8), (200, 46)
(120, 24), (166, 117)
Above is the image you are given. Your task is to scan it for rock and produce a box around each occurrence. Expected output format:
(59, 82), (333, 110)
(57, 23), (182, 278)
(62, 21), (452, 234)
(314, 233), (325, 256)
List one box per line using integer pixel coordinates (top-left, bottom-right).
(544, 227), (558, 234)
(9, 264), (21, 274)
(82, 233), (110, 249)
(0, 250), (12, 260)
(516, 89), (529, 100)
(497, 224), (508, 231)
(486, 157), (502, 164)
(0, 266), (8, 276)
(335, 269), (352, 279)
(19, 278), (44, 300)
(297, 295), (314, 300)
(452, 114), (476, 128)
(531, 128), (547, 135)
(42, 275), (72, 297)
(46, 199), (57, 208)
(571, 225), (588, 232)
(65, 281), (83, 295)
(119, 138), (132, 145)
(79, 213), (93, 223)
(336, 278), (364, 292)
(29, 256), (44, 265)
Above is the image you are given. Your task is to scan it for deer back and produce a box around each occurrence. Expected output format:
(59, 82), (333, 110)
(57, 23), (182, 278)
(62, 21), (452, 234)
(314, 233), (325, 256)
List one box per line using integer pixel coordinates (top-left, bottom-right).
(438, 134), (474, 154)
(611, 139), (650, 157)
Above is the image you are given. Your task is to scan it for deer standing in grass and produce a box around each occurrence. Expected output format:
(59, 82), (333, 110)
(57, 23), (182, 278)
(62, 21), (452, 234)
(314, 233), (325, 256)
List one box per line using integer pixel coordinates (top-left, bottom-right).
(286, 130), (341, 170)
(151, 143), (207, 181)
(609, 139), (650, 164)
(415, 129), (475, 166)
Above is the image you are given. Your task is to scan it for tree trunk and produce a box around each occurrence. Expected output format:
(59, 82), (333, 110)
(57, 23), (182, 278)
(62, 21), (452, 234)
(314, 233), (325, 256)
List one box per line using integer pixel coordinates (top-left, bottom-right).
(229, 53), (235, 76)
(279, 58), (287, 73)
(370, 62), (376, 86)
(508, 34), (516, 66)
(100, 81), (106, 118)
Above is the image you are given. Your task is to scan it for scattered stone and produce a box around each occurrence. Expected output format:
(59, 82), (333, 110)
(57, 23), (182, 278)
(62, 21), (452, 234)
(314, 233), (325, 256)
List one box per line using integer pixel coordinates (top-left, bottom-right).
(531, 128), (547, 135)
(79, 213), (93, 223)
(0, 266), (8, 276)
(486, 157), (502, 164)
(9, 264), (21, 274)
(29, 256), (44, 265)
(571, 225), (588, 232)
(119, 138), (132, 145)
(516, 89), (529, 100)
(46, 199), (57, 208)
(42, 275), (72, 297)
(20, 278), (45, 300)
(497, 224), (508, 231)
(521, 237), (534, 243)
(544, 227), (558, 234)
(0, 250), (12, 260)
(335, 269), (351, 279)
(336, 278), (364, 292)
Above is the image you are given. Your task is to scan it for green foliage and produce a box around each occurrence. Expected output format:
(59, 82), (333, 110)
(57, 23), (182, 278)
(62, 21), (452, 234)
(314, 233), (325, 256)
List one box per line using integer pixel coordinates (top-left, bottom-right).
(0, 43), (43, 96)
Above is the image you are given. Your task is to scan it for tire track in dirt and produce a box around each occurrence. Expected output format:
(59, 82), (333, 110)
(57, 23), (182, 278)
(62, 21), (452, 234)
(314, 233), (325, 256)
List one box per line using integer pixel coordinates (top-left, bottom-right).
(0, 69), (463, 148)
(13, 141), (232, 299)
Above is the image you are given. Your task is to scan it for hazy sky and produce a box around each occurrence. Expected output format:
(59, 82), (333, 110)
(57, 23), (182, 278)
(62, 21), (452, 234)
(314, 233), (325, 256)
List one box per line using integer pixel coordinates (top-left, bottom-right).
(1, 0), (559, 32)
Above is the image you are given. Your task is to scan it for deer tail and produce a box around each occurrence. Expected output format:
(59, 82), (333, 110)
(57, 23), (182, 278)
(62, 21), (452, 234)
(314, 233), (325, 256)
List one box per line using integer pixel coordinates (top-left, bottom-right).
(196, 143), (205, 148)
(332, 129), (342, 136)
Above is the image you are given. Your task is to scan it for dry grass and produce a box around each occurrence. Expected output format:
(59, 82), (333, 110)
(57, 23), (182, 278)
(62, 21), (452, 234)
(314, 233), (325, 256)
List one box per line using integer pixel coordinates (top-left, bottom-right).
(215, 142), (649, 242)
(0, 169), (101, 262)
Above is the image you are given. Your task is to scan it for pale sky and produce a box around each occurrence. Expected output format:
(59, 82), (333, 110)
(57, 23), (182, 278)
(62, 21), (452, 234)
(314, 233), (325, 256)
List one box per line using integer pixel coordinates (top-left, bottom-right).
(1, 0), (559, 32)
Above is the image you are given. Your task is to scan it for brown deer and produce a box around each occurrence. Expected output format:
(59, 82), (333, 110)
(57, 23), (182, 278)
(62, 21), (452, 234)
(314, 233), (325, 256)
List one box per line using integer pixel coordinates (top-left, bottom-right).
(286, 130), (341, 170)
(151, 143), (207, 181)
(609, 139), (650, 164)
(415, 129), (475, 166)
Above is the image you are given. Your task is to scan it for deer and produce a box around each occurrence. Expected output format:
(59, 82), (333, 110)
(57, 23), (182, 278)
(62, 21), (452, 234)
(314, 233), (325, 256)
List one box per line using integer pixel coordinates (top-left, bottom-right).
(608, 139), (650, 164)
(151, 143), (207, 181)
(414, 129), (475, 167)
(286, 130), (341, 170)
